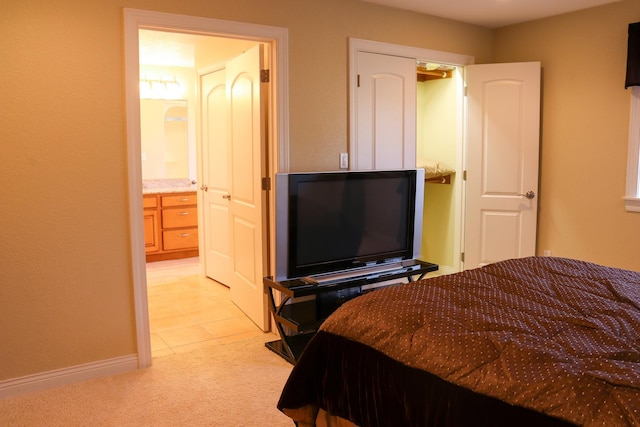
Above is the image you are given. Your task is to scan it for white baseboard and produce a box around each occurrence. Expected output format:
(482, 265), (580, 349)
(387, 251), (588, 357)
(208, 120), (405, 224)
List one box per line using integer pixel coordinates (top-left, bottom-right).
(0, 354), (139, 399)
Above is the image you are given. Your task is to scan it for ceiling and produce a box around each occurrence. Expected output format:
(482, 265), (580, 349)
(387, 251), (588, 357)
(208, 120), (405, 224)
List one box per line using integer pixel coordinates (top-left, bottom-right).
(139, 30), (207, 67)
(139, 30), (254, 67)
(359, 0), (622, 28)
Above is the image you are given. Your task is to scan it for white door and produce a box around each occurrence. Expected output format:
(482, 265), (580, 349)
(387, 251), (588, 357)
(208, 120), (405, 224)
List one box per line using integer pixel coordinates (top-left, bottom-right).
(353, 51), (417, 170)
(226, 45), (269, 331)
(464, 62), (541, 268)
(200, 68), (233, 286)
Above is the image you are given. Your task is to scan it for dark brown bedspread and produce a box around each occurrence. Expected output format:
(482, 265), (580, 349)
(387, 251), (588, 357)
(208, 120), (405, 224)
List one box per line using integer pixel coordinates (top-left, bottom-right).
(315, 257), (640, 426)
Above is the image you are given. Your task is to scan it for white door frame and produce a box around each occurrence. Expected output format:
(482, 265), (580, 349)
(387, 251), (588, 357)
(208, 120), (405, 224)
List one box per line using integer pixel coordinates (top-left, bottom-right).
(124, 8), (289, 368)
(349, 38), (473, 274)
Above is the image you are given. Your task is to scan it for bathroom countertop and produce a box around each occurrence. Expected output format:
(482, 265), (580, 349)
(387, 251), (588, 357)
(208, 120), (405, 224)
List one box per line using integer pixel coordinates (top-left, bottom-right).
(142, 178), (198, 195)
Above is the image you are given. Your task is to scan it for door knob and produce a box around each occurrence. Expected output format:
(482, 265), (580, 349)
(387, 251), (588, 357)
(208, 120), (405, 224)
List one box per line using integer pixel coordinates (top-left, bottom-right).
(518, 190), (535, 199)
(222, 194), (231, 200)
(200, 185), (208, 192)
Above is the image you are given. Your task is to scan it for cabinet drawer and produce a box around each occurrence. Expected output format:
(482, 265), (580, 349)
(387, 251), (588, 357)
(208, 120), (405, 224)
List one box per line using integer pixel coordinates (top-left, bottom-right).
(162, 193), (196, 207)
(143, 195), (157, 209)
(163, 228), (198, 250)
(162, 207), (198, 228)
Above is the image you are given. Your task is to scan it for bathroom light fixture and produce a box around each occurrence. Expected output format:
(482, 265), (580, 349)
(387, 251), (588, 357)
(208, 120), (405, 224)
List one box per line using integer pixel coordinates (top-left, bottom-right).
(139, 76), (182, 99)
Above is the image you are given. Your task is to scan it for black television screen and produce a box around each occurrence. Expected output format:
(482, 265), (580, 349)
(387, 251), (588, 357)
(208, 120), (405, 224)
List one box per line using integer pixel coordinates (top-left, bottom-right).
(275, 169), (424, 281)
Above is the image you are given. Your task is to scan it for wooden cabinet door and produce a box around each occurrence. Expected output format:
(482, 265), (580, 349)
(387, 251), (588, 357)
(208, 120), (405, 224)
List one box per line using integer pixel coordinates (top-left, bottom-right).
(144, 209), (159, 253)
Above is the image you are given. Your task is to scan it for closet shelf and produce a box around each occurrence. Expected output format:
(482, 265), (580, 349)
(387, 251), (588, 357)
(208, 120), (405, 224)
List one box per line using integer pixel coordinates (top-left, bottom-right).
(426, 174), (452, 184)
(421, 160), (455, 185)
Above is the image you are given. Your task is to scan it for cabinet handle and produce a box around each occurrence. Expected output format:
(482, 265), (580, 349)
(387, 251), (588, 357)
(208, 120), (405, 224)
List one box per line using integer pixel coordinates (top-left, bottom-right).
(179, 233), (191, 238)
(178, 198), (190, 202)
(179, 212), (190, 216)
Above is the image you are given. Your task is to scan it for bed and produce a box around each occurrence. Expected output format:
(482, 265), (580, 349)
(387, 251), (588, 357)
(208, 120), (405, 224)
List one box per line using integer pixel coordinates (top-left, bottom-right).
(277, 256), (640, 427)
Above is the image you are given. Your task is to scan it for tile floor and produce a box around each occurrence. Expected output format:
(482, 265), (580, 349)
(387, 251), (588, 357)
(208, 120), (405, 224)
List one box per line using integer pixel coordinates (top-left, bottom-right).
(146, 257), (267, 357)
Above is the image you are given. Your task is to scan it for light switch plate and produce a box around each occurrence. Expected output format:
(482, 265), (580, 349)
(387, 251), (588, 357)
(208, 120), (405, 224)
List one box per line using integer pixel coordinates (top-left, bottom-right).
(340, 153), (348, 169)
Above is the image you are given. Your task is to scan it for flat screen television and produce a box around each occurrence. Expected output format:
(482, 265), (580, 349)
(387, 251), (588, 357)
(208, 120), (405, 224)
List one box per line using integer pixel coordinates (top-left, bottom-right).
(275, 168), (424, 281)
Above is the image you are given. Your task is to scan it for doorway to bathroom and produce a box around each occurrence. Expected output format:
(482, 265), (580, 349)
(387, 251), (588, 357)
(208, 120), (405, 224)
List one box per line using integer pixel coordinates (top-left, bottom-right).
(139, 31), (266, 356)
(124, 9), (289, 367)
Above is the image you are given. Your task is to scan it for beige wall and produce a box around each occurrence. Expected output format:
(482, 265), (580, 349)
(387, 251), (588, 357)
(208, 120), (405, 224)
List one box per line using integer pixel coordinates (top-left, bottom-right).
(0, 0), (491, 382)
(493, 0), (640, 270)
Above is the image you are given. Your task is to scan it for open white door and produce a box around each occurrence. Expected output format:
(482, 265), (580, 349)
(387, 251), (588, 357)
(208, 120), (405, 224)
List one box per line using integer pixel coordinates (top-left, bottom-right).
(200, 68), (233, 286)
(226, 44), (269, 331)
(353, 51), (417, 170)
(464, 62), (541, 269)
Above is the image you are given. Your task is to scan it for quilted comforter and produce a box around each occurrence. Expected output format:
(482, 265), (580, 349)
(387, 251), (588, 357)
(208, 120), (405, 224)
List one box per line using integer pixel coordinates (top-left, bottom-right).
(278, 257), (640, 426)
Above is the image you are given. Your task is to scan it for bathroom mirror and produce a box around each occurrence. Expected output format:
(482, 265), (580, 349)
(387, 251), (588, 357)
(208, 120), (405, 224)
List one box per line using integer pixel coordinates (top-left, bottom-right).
(140, 99), (192, 180)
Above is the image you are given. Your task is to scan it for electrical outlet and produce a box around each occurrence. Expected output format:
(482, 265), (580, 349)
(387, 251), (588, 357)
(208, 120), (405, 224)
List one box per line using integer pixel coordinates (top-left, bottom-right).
(340, 153), (348, 169)
(543, 249), (551, 256)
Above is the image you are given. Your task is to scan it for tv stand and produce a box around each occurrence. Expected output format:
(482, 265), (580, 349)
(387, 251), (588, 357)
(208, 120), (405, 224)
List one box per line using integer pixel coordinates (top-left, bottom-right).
(264, 259), (438, 364)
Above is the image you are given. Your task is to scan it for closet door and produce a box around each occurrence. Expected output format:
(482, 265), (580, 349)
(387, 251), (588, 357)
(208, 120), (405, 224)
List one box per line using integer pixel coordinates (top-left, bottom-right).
(352, 51), (416, 170)
(464, 62), (541, 268)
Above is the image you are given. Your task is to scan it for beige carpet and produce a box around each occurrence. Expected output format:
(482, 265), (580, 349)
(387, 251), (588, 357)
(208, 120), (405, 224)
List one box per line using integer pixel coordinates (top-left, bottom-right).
(0, 334), (295, 426)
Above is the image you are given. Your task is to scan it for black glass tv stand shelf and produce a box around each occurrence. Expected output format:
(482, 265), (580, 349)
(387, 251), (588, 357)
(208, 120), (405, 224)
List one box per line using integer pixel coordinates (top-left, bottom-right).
(264, 259), (438, 364)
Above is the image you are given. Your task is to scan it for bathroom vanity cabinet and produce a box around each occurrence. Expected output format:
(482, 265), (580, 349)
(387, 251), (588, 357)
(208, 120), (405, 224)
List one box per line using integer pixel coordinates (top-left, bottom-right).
(144, 191), (198, 262)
